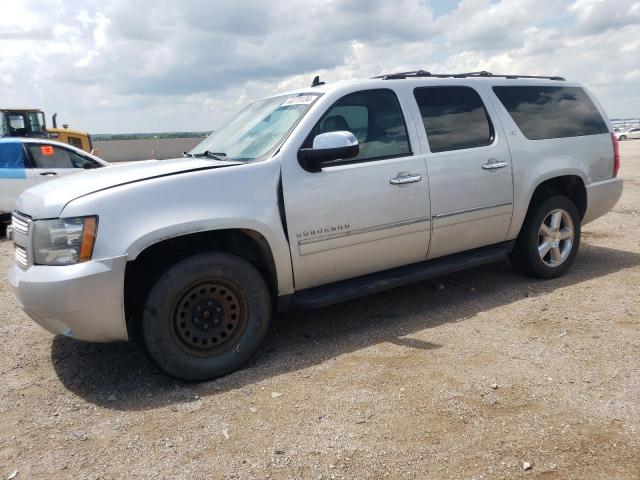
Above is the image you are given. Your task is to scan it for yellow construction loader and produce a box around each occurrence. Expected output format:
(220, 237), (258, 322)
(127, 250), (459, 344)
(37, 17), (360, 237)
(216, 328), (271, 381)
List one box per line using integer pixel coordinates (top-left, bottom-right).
(1, 108), (93, 153)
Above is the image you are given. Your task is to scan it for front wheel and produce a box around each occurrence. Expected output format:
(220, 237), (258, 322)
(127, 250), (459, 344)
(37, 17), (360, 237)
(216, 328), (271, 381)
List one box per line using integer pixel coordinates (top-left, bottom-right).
(141, 252), (271, 381)
(510, 195), (581, 279)
(619, 135), (627, 141)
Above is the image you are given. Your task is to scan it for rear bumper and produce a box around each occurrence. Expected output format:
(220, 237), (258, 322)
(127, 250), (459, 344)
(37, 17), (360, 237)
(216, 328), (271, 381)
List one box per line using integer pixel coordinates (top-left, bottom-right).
(9, 255), (129, 342)
(582, 178), (623, 225)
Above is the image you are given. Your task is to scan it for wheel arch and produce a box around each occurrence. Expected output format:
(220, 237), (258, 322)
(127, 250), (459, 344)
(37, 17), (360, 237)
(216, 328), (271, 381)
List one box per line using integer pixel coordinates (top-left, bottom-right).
(123, 227), (281, 340)
(510, 172), (587, 239)
(527, 175), (587, 219)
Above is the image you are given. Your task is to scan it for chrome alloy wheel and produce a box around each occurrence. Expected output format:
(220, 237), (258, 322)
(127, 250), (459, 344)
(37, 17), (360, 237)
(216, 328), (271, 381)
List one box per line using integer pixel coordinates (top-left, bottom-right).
(538, 208), (574, 267)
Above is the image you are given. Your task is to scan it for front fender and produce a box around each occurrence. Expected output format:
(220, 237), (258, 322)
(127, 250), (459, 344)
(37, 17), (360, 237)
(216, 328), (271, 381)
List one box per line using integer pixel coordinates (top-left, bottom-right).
(60, 159), (295, 295)
(126, 217), (294, 295)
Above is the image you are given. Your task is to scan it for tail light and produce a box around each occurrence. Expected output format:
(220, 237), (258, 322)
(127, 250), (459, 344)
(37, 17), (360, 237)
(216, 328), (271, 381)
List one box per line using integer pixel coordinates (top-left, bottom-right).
(611, 133), (620, 177)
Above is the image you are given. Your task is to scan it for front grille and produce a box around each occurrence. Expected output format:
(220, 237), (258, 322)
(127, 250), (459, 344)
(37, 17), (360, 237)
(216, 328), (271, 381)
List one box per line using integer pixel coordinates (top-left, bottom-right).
(11, 212), (31, 236)
(14, 245), (28, 269)
(11, 211), (32, 269)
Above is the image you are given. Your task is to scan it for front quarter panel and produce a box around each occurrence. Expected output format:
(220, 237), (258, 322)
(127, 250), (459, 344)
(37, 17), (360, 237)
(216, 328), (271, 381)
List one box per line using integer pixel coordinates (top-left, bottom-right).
(60, 159), (295, 295)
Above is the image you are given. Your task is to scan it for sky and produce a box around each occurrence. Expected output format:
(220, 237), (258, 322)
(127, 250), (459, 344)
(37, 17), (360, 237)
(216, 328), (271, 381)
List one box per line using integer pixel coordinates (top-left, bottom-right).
(1, 0), (639, 134)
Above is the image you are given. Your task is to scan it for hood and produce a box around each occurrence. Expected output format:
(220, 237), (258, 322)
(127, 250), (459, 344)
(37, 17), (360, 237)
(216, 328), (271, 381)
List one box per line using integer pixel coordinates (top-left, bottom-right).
(17, 157), (237, 219)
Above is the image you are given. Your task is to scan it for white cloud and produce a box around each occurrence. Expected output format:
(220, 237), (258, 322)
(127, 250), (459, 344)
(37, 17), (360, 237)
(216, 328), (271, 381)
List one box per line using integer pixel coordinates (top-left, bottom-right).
(0, 0), (638, 133)
(567, 0), (640, 34)
(439, 0), (557, 50)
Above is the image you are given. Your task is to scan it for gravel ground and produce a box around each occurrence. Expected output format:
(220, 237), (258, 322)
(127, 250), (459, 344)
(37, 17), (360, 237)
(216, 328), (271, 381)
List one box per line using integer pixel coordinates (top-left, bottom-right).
(1, 143), (639, 480)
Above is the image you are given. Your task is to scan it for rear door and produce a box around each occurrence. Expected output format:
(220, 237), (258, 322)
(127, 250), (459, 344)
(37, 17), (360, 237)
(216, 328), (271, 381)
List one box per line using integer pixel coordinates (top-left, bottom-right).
(26, 143), (100, 181)
(0, 142), (39, 213)
(411, 85), (514, 259)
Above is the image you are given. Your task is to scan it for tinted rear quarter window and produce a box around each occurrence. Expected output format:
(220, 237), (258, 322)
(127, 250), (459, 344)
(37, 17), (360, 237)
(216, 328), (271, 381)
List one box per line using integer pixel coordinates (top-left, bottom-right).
(493, 86), (608, 140)
(414, 86), (494, 153)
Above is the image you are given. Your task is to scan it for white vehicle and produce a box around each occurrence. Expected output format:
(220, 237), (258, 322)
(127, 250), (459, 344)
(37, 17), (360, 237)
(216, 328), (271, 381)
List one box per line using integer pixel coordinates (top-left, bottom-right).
(10, 71), (622, 381)
(0, 138), (107, 234)
(616, 128), (640, 140)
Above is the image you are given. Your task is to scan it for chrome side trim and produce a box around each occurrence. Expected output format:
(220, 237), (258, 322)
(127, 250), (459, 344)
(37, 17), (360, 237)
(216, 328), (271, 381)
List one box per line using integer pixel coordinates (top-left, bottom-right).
(298, 217), (431, 246)
(433, 201), (513, 220)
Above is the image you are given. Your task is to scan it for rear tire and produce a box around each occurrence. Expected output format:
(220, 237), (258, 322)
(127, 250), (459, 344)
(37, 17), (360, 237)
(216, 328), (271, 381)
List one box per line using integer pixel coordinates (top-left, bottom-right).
(510, 195), (581, 279)
(141, 252), (271, 382)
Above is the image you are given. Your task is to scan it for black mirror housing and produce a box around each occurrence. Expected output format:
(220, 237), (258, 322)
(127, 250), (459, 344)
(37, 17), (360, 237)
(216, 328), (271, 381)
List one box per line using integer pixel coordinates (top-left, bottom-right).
(298, 144), (359, 172)
(298, 130), (360, 172)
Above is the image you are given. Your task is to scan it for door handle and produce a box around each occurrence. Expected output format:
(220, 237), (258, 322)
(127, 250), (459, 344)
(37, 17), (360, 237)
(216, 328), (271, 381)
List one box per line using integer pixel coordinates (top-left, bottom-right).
(39, 172), (58, 176)
(482, 159), (508, 170)
(390, 173), (422, 185)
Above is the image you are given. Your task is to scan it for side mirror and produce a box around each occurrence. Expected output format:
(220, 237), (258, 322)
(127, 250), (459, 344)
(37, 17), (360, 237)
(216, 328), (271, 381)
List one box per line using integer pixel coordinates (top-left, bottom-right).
(298, 131), (359, 172)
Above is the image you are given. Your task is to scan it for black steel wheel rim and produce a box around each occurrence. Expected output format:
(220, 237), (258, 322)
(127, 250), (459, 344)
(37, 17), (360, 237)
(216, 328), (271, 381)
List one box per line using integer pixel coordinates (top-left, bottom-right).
(171, 279), (248, 357)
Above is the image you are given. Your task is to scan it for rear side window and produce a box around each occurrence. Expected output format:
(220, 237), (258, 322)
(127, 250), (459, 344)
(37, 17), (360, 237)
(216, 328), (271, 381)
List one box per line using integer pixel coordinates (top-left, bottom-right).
(413, 86), (494, 153)
(492, 86), (608, 140)
(0, 143), (26, 179)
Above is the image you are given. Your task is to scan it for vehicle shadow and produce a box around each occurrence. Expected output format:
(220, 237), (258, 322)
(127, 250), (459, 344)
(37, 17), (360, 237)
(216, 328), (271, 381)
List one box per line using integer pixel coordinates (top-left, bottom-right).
(51, 242), (640, 411)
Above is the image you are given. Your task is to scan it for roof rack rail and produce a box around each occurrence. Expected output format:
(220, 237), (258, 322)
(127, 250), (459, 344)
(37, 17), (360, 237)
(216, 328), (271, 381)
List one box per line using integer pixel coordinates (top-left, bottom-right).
(372, 70), (431, 79)
(373, 70), (565, 81)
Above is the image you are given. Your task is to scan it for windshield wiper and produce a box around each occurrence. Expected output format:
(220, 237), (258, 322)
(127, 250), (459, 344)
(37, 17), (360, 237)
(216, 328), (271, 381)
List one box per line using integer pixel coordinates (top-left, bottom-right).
(192, 151), (228, 160)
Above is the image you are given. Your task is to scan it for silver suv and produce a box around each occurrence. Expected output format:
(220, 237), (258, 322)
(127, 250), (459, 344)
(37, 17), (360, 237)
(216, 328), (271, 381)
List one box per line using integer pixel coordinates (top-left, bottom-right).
(9, 71), (623, 381)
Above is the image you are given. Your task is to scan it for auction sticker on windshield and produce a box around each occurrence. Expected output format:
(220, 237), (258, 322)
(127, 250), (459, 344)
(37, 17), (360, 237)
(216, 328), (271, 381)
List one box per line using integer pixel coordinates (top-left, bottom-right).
(282, 95), (317, 106)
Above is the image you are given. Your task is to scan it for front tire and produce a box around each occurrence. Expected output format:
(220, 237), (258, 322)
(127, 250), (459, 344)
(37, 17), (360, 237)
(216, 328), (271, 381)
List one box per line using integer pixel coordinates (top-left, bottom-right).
(141, 252), (271, 382)
(619, 135), (627, 141)
(510, 195), (581, 279)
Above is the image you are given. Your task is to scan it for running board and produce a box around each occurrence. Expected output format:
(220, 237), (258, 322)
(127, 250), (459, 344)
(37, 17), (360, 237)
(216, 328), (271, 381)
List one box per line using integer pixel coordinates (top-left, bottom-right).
(281, 241), (515, 310)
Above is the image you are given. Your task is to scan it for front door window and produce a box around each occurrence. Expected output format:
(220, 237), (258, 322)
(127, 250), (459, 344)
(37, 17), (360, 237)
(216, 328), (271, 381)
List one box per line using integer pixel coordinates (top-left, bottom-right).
(27, 144), (97, 169)
(305, 89), (412, 163)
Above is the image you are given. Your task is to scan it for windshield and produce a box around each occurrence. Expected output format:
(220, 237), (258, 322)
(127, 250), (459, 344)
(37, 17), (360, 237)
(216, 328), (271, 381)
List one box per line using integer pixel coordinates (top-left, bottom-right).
(190, 93), (320, 162)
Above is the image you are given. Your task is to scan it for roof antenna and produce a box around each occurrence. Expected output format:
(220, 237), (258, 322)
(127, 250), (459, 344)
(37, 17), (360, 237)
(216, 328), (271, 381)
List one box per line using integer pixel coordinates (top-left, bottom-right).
(311, 75), (325, 87)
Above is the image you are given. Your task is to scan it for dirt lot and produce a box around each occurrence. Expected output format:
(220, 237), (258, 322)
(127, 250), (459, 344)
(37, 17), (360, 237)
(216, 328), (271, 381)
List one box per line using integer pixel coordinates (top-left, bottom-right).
(1, 143), (639, 480)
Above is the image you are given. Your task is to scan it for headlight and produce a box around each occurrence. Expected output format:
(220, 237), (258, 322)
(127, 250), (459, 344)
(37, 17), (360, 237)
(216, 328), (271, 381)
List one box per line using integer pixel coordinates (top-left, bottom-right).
(33, 216), (98, 266)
